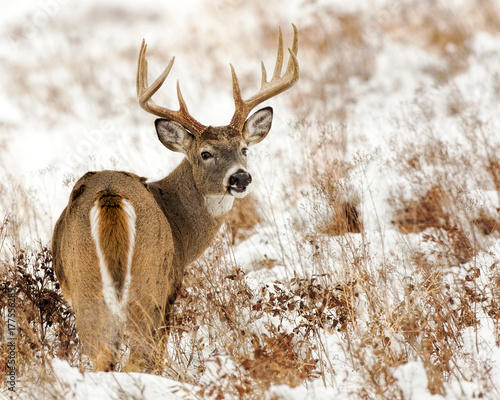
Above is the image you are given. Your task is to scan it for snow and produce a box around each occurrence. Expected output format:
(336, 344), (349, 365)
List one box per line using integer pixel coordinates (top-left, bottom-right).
(49, 359), (191, 400)
(2, 0), (500, 399)
(393, 361), (440, 400)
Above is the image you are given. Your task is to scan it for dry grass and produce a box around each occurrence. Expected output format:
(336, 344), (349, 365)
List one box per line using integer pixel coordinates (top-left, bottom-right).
(226, 195), (262, 245)
(0, 246), (87, 386)
(168, 235), (324, 394)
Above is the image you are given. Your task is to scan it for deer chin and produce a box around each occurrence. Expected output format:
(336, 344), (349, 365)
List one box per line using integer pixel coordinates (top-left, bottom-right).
(228, 185), (248, 198)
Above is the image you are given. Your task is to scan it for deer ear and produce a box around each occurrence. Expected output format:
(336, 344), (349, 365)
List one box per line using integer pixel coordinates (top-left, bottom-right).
(242, 107), (273, 146)
(155, 119), (194, 154)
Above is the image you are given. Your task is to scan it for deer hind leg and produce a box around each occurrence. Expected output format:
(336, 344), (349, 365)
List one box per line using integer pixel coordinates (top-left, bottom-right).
(123, 299), (167, 373)
(71, 295), (122, 371)
(124, 278), (181, 373)
(89, 191), (136, 371)
(123, 262), (181, 372)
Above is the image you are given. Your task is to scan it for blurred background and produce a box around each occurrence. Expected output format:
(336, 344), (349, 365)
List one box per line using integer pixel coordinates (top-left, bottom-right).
(1, 0), (500, 250)
(1, 0), (312, 247)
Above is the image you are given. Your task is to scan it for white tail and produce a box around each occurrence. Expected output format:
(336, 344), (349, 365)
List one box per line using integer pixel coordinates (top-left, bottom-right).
(90, 193), (136, 322)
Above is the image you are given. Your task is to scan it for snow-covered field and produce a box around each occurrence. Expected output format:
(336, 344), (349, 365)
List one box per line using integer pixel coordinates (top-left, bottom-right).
(1, 0), (500, 399)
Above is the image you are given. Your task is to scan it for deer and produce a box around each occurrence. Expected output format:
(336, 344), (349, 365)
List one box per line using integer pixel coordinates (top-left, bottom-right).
(52, 25), (298, 372)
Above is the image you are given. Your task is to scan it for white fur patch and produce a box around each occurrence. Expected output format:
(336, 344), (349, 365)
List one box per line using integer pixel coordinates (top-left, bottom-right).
(205, 194), (235, 216)
(90, 198), (136, 322)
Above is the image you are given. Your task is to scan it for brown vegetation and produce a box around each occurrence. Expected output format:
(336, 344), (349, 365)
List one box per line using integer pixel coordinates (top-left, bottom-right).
(0, 248), (86, 384)
(227, 195), (262, 245)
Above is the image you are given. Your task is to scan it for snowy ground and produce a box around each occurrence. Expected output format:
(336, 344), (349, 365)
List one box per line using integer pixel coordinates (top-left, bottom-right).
(1, 0), (500, 399)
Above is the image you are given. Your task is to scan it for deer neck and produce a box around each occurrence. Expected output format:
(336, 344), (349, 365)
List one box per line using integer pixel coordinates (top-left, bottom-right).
(149, 158), (232, 268)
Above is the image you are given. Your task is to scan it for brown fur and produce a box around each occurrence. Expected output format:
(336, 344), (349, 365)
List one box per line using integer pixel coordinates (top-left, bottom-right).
(52, 163), (223, 371)
(93, 192), (131, 299)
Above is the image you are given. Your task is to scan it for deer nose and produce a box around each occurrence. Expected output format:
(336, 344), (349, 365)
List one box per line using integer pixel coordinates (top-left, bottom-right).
(229, 170), (252, 188)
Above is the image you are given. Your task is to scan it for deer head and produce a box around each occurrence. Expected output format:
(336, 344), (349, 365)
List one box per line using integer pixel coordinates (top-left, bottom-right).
(136, 25), (299, 204)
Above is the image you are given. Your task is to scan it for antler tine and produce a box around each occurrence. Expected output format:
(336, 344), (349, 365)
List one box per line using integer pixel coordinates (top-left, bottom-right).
(272, 27), (284, 79)
(136, 40), (207, 135)
(176, 81), (190, 115)
(287, 24), (299, 73)
(230, 25), (299, 131)
(260, 61), (268, 88)
(230, 63), (244, 107)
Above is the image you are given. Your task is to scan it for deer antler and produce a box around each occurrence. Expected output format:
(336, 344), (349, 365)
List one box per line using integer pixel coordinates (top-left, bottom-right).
(229, 24), (299, 131)
(137, 40), (207, 136)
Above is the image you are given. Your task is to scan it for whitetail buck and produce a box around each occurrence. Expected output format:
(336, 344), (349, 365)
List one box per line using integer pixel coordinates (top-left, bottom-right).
(52, 26), (298, 372)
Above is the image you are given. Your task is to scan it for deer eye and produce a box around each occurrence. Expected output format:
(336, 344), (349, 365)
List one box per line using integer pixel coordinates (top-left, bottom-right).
(201, 151), (213, 160)
(242, 148), (248, 156)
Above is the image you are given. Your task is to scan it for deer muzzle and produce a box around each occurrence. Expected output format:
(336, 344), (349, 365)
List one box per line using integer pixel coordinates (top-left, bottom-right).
(228, 170), (252, 193)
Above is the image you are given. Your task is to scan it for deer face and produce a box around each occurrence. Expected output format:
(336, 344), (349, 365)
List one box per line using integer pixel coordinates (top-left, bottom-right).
(137, 25), (297, 215)
(155, 107), (273, 202)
